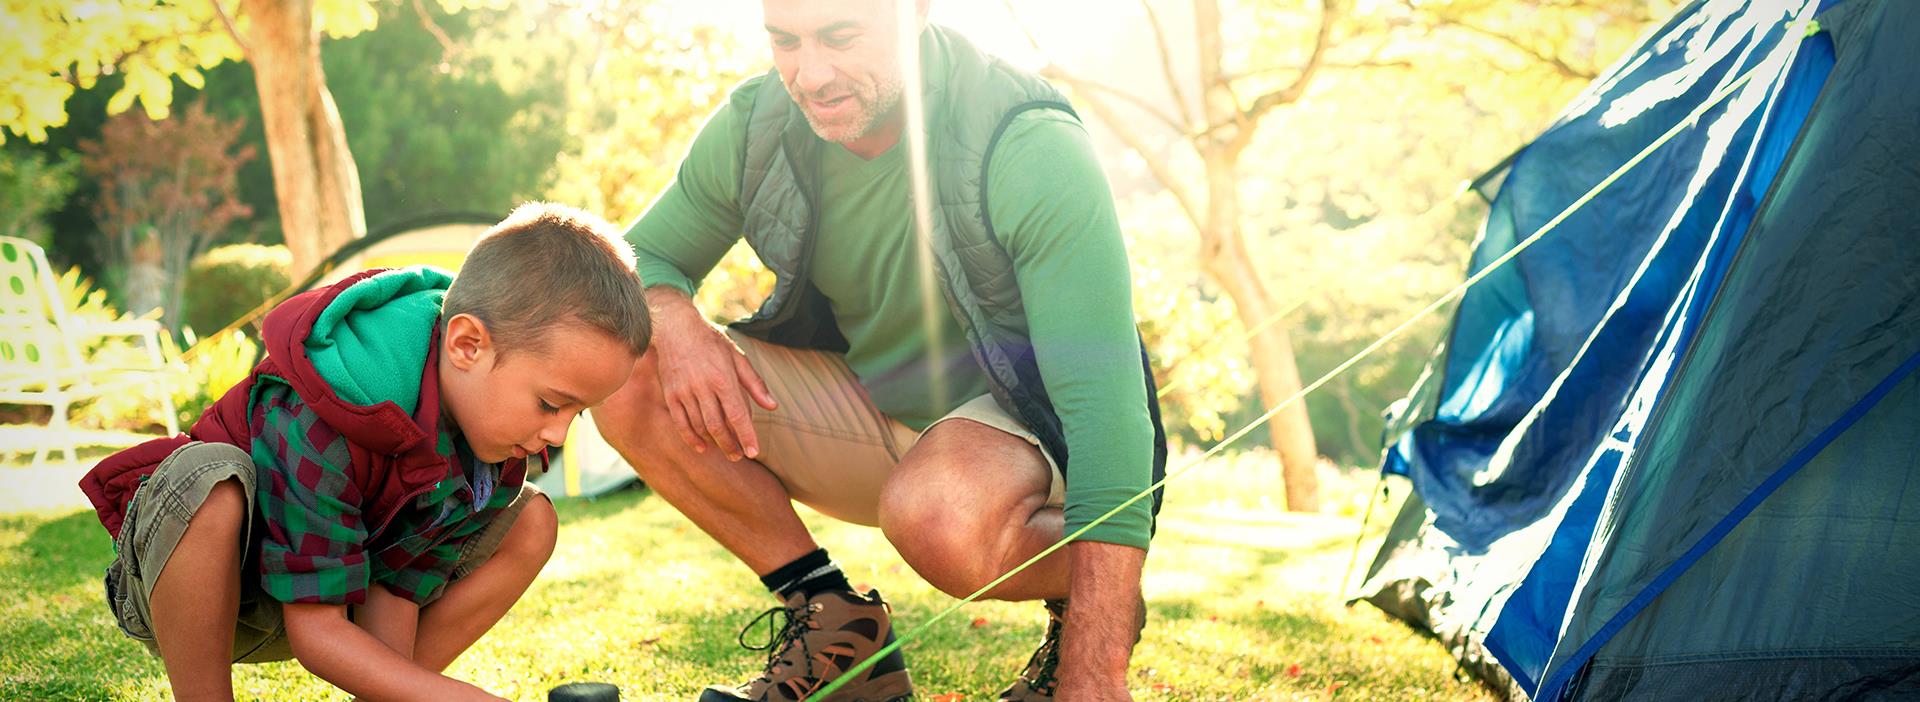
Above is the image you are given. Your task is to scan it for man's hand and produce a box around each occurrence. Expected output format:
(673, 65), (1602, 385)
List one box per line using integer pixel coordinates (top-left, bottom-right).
(1054, 540), (1146, 701)
(284, 601), (506, 701)
(644, 286), (779, 462)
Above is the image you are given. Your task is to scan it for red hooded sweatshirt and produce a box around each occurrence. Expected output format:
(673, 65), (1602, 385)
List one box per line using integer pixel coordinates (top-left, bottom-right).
(79, 268), (531, 540)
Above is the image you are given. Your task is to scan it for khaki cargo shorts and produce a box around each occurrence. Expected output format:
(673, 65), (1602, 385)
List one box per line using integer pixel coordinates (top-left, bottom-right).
(728, 329), (1065, 526)
(103, 441), (544, 662)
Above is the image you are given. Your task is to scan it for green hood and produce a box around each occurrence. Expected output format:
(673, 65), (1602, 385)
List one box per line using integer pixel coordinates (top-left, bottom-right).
(302, 266), (453, 417)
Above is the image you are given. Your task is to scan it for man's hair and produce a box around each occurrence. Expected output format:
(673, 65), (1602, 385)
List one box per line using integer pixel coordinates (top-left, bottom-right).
(442, 202), (650, 359)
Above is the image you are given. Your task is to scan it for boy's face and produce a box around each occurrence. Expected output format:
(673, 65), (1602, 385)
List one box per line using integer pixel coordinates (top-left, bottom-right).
(438, 314), (636, 464)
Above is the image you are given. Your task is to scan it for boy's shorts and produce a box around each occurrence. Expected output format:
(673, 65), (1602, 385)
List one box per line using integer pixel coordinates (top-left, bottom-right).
(727, 329), (1066, 527)
(102, 441), (545, 663)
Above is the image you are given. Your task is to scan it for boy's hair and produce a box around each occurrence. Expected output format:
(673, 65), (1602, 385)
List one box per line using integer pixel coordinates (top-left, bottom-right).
(443, 202), (650, 358)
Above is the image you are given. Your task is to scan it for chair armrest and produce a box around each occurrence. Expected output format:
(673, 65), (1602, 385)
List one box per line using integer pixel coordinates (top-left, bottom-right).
(80, 319), (166, 338)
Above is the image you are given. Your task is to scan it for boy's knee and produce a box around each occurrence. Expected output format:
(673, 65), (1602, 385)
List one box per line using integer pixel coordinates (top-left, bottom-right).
(194, 479), (249, 534)
(499, 495), (558, 565)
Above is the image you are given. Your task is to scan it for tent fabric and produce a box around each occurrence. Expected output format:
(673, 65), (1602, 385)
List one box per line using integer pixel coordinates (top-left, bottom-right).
(1355, 0), (1920, 699)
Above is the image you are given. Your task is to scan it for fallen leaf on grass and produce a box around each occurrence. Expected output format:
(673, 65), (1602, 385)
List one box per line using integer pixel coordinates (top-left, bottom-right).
(1287, 663), (1303, 678)
(971, 617), (990, 628)
(931, 694), (965, 702)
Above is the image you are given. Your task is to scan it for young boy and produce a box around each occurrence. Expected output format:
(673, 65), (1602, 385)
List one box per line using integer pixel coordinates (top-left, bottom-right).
(79, 203), (650, 701)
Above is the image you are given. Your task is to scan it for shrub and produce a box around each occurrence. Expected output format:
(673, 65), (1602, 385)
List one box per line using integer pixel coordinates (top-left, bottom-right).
(165, 327), (258, 429)
(182, 244), (290, 338)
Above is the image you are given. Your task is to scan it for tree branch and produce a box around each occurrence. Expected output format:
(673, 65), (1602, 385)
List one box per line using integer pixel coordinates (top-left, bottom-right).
(1043, 71), (1190, 134)
(1227, 59), (1413, 83)
(1002, 0), (1203, 230)
(1241, 0), (1337, 128)
(1044, 65), (1207, 233)
(1000, 0), (1188, 134)
(1138, 0), (1193, 129)
(412, 0), (460, 64)
(210, 0), (252, 58)
(1439, 16), (1594, 80)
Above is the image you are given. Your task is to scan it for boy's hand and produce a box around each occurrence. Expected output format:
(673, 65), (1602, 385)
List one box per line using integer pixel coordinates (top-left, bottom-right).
(644, 287), (778, 462)
(284, 602), (506, 701)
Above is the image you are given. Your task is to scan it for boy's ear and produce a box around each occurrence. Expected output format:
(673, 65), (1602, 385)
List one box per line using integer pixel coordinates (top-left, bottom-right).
(443, 313), (493, 371)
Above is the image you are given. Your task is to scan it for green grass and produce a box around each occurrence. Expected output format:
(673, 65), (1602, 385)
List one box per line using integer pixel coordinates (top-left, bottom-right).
(0, 450), (1489, 701)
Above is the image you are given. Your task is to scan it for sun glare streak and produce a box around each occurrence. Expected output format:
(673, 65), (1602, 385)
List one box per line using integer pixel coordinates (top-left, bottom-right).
(899, 0), (949, 414)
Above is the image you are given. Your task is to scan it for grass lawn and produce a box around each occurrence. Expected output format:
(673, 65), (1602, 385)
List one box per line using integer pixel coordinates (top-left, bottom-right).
(1, 447), (1489, 701)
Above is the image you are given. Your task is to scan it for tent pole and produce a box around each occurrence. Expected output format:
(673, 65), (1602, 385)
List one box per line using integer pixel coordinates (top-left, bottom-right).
(1340, 470), (1391, 599)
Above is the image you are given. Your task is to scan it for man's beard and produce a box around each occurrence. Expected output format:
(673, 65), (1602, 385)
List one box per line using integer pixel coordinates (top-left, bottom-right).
(796, 75), (904, 144)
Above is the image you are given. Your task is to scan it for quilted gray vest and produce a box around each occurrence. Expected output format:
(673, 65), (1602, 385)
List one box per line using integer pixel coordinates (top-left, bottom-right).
(731, 25), (1166, 502)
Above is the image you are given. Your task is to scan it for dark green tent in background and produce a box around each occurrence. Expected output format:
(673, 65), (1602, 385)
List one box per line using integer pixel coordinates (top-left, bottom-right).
(1353, 0), (1920, 698)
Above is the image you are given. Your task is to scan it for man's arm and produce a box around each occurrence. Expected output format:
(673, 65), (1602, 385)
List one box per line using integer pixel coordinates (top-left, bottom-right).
(989, 109), (1157, 697)
(284, 602), (502, 702)
(643, 286), (778, 460)
(619, 78), (783, 458)
(621, 74), (757, 299)
(1058, 541), (1147, 698)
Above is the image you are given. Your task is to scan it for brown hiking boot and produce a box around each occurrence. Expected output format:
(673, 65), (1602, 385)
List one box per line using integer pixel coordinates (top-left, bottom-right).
(996, 599), (1068, 701)
(699, 589), (913, 702)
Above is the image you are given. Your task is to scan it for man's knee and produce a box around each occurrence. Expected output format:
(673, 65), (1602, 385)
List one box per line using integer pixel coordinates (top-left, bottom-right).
(591, 354), (679, 458)
(878, 483), (999, 597)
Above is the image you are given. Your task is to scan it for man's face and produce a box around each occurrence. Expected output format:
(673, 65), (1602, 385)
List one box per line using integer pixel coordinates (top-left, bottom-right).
(439, 317), (635, 464)
(762, 0), (920, 145)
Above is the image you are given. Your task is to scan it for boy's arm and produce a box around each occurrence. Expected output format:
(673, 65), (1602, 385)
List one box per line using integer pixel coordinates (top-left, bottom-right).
(283, 602), (503, 702)
(250, 386), (502, 699)
(357, 586), (423, 658)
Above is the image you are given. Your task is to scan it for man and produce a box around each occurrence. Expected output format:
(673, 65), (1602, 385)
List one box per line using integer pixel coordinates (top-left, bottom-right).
(595, 1), (1167, 699)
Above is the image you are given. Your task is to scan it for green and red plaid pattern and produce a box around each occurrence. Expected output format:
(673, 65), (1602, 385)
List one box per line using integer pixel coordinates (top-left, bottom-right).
(250, 377), (517, 606)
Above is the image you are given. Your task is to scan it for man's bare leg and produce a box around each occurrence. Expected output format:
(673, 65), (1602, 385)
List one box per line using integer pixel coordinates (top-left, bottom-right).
(879, 419), (1068, 601)
(148, 479), (248, 702)
(593, 352), (817, 576)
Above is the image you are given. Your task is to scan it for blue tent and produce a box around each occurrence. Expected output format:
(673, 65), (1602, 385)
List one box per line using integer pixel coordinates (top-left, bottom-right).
(1353, 0), (1919, 698)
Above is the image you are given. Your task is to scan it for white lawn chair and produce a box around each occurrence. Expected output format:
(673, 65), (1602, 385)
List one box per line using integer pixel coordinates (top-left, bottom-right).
(0, 236), (181, 465)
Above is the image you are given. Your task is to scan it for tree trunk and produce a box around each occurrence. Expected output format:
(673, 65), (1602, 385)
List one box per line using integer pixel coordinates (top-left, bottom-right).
(240, 0), (364, 277)
(1189, 0), (1320, 512)
(1201, 220), (1322, 512)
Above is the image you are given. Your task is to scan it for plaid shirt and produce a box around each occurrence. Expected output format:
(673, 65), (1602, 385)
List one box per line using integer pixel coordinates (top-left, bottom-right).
(250, 376), (519, 606)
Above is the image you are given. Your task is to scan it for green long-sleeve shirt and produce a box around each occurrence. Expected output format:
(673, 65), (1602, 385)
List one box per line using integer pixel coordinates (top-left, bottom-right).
(626, 82), (1153, 548)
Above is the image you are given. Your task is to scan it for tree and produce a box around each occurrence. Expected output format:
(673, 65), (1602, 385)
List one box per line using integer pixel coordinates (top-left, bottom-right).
(78, 103), (254, 332)
(0, 147), (78, 248)
(265, 0), (568, 231)
(1005, 0), (1659, 510)
(1, 0), (507, 276)
(509, 2), (768, 320)
(231, 0), (367, 276)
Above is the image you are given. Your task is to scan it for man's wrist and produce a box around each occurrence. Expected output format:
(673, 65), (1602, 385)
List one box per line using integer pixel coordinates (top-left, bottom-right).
(643, 284), (693, 308)
(1062, 540), (1146, 679)
(643, 285), (710, 342)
